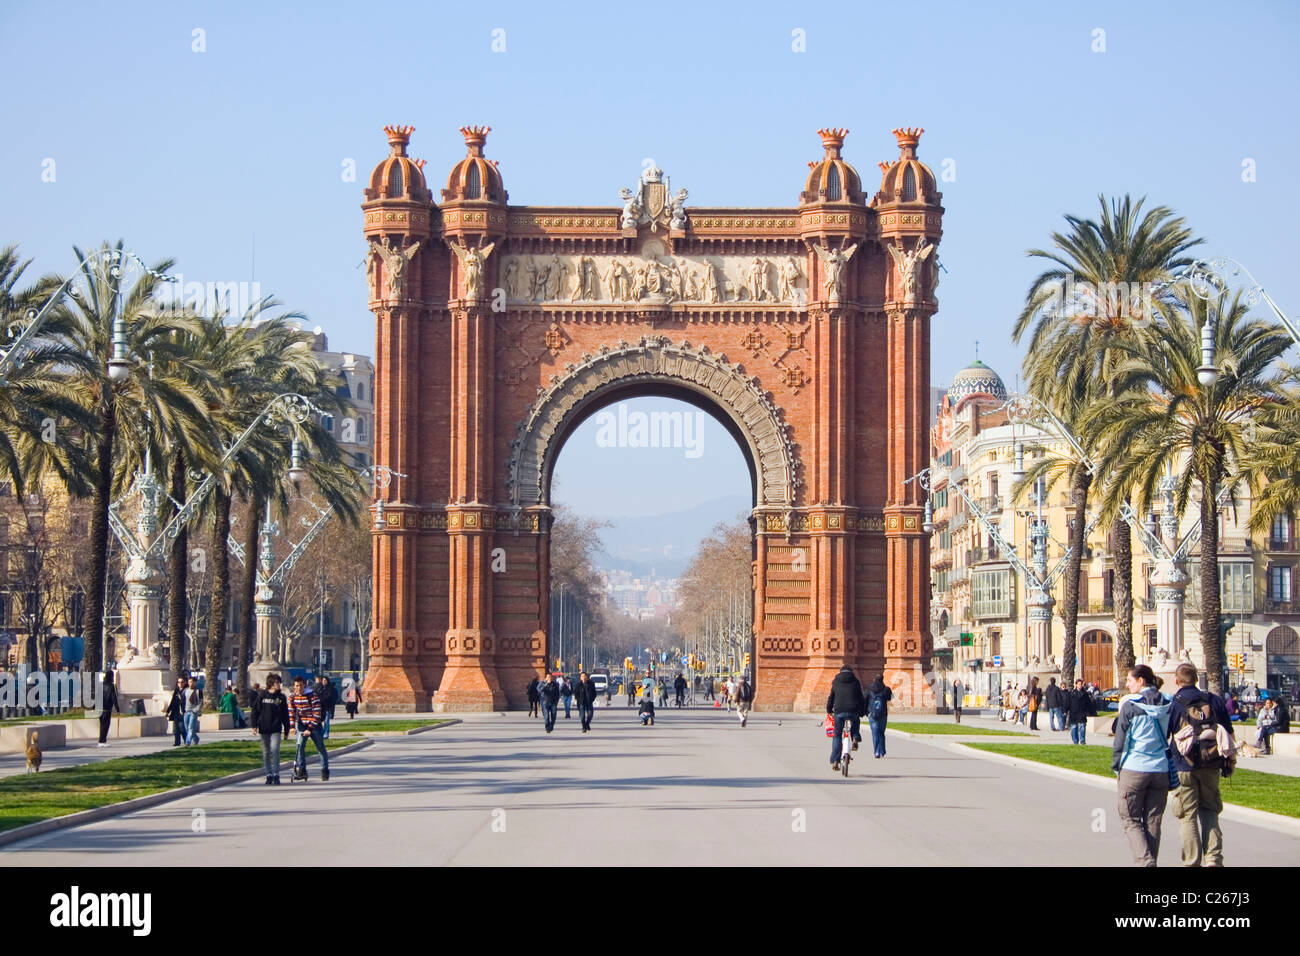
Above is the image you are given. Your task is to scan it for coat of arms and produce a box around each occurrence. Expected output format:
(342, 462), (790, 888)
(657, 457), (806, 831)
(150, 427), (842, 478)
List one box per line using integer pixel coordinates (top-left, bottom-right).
(619, 163), (688, 232)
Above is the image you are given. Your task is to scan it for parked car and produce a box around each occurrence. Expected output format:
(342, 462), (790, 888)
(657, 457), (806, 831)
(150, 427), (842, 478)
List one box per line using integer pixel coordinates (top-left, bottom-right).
(591, 675), (608, 694)
(1100, 687), (1122, 707)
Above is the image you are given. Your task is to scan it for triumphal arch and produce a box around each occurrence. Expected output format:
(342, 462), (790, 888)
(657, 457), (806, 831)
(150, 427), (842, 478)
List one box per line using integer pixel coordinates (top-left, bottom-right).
(361, 124), (942, 712)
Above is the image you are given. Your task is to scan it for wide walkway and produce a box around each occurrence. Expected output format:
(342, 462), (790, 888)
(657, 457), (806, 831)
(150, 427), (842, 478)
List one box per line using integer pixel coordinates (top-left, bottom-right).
(4, 707), (1297, 865)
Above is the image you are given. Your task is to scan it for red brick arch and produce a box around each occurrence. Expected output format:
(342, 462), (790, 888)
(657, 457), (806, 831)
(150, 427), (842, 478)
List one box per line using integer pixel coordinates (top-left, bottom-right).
(360, 125), (941, 712)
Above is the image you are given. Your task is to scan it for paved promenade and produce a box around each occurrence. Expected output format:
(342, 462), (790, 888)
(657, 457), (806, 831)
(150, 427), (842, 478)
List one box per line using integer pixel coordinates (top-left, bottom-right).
(4, 706), (1297, 866)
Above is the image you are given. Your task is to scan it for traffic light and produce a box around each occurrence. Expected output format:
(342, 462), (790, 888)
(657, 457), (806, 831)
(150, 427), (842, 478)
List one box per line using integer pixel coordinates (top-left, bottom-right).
(743, 653), (751, 669)
(624, 657), (633, 670)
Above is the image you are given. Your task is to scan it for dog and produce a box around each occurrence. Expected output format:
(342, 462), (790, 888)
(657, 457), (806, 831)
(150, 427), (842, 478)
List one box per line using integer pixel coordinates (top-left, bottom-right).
(25, 731), (42, 773)
(1237, 742), (1263, 758)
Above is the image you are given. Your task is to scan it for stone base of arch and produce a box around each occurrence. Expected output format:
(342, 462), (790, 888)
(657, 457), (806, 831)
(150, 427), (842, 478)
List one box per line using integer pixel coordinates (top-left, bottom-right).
(430, 629), (506, 712)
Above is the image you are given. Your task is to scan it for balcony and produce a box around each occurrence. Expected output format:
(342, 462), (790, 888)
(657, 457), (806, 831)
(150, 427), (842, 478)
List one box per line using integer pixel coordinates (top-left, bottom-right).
(1082, 599), (1115, 615)
(950, 567), (969, 584)
(1266, 600), (1298, 614)
(978, 494), (1001, 513)
(949, 511), (968, 532)
(968, 546), (1006, 564)
(949, 462), (967, 484)
(1270, 537), (1297, 552)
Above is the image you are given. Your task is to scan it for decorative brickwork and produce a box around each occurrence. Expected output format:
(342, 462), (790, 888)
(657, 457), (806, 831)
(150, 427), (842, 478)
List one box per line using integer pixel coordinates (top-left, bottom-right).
(362, 125), (942, 712)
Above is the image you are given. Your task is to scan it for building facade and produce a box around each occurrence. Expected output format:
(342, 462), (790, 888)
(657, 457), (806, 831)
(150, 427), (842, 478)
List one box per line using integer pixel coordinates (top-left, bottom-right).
(930, 358), (1300, 702)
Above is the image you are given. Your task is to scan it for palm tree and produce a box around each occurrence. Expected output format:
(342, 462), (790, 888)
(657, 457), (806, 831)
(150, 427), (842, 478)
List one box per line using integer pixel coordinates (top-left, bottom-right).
(1085, 288), (1291, 693)
(1243, 380), (1300, 536)
(58, 242), (208, 674)
(1013, 195), (1202, 680)
(0, 246), (97, 497)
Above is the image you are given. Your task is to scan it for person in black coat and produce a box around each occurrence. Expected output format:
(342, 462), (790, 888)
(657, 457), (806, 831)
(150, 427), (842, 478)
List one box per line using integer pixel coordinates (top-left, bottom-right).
(96, 672), (120, 747)
(825, 665), (865, 770)
(316, 676), (338, 738)
(1044, 677), (1064, 731)
(526, 677), (541, 718)
(573, 671), (599, 732)
(1065, 677), (1097, 744)
(539, 674), (561, 732)
(250, 673), (292, 785)
(165, 676), (186, 747)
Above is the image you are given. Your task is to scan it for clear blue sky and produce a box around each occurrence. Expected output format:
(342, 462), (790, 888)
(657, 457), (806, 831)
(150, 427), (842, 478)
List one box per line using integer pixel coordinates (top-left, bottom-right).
(3, 0), (1297, 515)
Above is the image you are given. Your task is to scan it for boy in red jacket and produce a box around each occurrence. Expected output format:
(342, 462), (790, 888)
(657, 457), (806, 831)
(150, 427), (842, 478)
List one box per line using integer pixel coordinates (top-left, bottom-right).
(288, 676), (329, 782)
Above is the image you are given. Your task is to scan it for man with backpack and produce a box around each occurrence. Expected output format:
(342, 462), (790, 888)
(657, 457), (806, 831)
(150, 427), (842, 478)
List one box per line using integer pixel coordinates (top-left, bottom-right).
(1111, 664), (1173, 867)
(735, 674), (755, 727)
(865, 675), (892, 758)
(1167, 662), (1235, 867)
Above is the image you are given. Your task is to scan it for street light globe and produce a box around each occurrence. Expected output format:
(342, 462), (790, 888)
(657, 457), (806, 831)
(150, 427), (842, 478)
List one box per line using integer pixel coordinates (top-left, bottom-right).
(107, 358), (131, 383)
(1197, 364), (1219, 387)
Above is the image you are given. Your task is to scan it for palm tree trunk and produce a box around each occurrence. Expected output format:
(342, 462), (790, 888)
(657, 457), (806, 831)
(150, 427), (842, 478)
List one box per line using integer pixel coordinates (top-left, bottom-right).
(1111, 513), (1135, 677)
(203, 489), (232, 709)
(1060, 467), (1091, 684)
(83, 401), (116, 675)
(167, 453), (189, 683)
(236, 494), (261, 704)
(1199, 466), (1225, 695)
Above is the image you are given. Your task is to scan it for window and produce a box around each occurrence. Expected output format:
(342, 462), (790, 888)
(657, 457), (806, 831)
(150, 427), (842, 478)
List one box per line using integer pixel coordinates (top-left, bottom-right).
(1146, 626), (1158, 651)
(826, 164), (841, 201)
(1220, 562), (1254, 613)
(356, 417), (367, 441)
(1272, 513), (1293, 547)
(988, 628), (1002, 658)
(467, 163), (481, 199)
(972, 568), (1015, 619)
(387, 163), (404, 198)
(357, 383), (365, 401)
(322, 414), (334, 434)
(1270, 566), (1293, 604)
(902, 166), (917, 201)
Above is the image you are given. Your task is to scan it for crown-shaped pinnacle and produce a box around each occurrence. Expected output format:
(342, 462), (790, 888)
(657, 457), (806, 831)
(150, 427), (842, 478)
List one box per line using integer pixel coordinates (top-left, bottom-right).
(460, 125), (491, 157)
(817, 127), (849, 158)
(412, 158), (427, 170)
(892, 127), (924, 150)
(384, 125), (414, 156)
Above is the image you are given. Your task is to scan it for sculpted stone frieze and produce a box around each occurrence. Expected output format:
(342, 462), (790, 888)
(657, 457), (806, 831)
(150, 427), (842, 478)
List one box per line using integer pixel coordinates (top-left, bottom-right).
(497, 250), (807, 306)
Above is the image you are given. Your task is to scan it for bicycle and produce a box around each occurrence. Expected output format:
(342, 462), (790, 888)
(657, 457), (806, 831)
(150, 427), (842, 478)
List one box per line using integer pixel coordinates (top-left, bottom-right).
(840, 720), (854, 777)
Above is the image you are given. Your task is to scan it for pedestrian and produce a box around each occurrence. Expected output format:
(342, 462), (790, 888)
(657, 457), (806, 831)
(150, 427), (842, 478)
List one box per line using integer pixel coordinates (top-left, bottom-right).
(1045, 677), (1064, 731)
(183, 676), (203, 746)
(527, 676), (541, 718)
(866, 674), (893, 758)
(999, 683), (1011, 722)
(574, 671), (597, 733)
(1015, 686), (1029, 725)
(1066, 677), (1095, 744)
(1167, 663), (1236, 867)
(561, 676), (573, 719)
(166, 676), (186, 746)
(96, 671), (120, 747)
(735, 673), (754, 727)
(826, 664), (865, 772)
(638, 694), (656, 726)
(539, 673), (560, 733)
(344, 679), (361, 718)
(952, 679), (964, 724)
(1256, 699), (1279, 754)
(704, 675), (715, 701)
(657, 677), (668, 707)
(626, 679), (635, 708)
(219, 682), (247, 729)
(251, 673), (291, 785)
(288, 675), (329, 782)
(1112, 664), (1174, 867)
(722, 676), (735, 712)
(674, 672), (687, 707)
(316, 675), (337, 738)
(1028, 677), (1042, 730)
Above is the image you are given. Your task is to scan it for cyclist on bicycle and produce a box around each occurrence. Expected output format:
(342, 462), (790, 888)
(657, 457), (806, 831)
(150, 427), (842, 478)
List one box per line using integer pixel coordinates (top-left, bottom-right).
(826, 664), (865, 772)
(674, 673), (687, 707)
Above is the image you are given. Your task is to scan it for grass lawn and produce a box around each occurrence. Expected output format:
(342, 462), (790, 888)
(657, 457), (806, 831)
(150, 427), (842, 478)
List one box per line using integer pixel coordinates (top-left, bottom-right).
(0, 738), (355, 834)
(889, 722), (1032, 737)
(327, 718), (449, 733)
(962, 743), (1300, 818)
(0, 709), (87, 725)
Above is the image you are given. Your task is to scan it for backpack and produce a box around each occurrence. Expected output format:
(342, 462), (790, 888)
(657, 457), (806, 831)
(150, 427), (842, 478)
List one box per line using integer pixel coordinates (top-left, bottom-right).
(1172, 692), (1232, 769)
(869, 693), (886, 719)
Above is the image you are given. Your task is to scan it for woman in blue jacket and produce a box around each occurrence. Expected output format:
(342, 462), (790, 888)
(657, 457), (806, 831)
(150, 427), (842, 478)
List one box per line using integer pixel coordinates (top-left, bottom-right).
(1111, 665), (1174, 866)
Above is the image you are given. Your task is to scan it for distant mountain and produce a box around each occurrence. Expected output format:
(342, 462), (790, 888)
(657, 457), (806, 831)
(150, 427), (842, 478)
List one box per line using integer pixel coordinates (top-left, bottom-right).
(594, 493), (751, 578)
